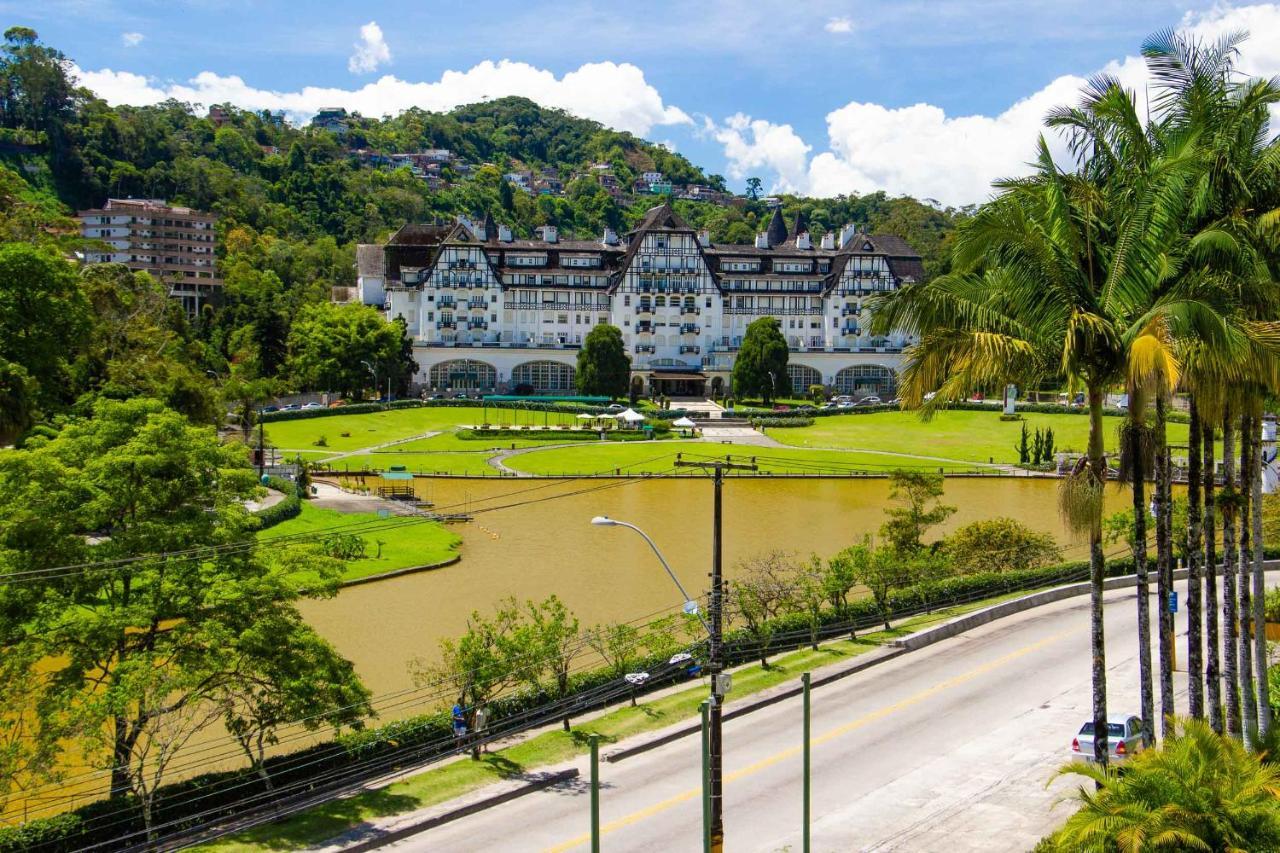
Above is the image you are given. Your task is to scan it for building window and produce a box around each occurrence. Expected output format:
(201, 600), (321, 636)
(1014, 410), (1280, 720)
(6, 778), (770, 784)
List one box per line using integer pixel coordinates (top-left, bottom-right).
(511, 360), (575, 392)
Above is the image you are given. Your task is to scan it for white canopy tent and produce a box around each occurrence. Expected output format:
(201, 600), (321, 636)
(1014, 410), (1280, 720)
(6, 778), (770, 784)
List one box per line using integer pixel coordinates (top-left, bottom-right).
(672, 416), (697, 428)
(618, 408), (647, 424)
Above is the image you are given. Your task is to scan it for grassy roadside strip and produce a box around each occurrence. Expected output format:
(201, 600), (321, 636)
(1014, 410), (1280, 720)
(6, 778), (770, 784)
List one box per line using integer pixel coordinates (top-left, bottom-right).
(200, 587), (1042, 852)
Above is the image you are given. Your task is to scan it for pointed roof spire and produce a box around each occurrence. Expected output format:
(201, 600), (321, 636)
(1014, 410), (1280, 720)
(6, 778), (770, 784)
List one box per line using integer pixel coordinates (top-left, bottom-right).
(789, 210), (809, 239)
(766, 206), (787, 248)
(483, 211), (497, 240)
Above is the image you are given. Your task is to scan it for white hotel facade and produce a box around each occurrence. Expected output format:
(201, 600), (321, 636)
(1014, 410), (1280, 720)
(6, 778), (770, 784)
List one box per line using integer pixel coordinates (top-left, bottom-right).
(358, 203), (922, 399)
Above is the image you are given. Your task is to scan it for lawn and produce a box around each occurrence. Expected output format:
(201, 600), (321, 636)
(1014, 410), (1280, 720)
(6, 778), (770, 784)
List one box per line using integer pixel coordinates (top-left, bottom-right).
(265, 407), (486, 454)
(323, 451), (504, 476)
(766, 409), (1192, 465)
(504, 442), (976, 476)
(261, 503), (461, 583)
(198, 594), (1036, 852)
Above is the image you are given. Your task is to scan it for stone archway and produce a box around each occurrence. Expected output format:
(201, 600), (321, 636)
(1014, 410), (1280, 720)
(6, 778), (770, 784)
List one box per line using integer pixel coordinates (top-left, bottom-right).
(428, 359), (497, 392)
(834, 364), (897, 399)
(709, 376), (724, 398)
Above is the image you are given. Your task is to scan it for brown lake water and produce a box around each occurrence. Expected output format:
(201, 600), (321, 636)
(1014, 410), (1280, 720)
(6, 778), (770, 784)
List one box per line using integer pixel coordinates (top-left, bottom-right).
(299, 476), (1133, 697)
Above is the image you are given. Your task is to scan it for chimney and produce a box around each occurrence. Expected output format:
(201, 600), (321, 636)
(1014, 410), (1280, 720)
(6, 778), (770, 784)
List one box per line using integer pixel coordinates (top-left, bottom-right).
(697, 229), (711, 247)
(498, 224), (513, 242)
(820, 231), (835, 250)
(755, 232), (770, 250)
(541, 225), (558, 243)
(838, 224), (855, 249)
(796, 231), (811, 250)
(602, 227), (619, 246)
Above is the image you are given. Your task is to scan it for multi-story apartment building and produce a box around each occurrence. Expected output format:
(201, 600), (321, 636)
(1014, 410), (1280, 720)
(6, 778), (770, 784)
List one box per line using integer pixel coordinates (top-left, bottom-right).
(77, 198), (221, 314)
(361, 203), (922, 399)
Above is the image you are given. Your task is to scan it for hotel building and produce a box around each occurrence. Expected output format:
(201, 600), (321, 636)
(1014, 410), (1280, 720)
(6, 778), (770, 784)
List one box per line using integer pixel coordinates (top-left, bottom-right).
(360, 203), (922, 399)
(77, 198), (221, 314)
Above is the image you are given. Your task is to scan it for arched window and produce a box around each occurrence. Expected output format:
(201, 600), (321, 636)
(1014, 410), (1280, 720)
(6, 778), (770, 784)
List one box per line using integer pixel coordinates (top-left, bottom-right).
(511, 360), (576, 392)
(787, 364), (822, 392)
(833, 364), (897, 399)
(429, 360), (496, 391)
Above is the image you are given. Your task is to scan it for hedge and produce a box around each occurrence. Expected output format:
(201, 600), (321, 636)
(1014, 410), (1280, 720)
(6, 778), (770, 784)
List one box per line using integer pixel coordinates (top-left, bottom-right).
(252, 476), (301, 529)
(751, 417), (815, 428)
(10, 545), (1270, 851)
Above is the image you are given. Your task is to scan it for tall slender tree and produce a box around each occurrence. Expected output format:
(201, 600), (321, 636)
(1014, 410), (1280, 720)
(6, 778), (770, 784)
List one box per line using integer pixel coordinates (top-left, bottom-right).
(1239, 410), (1258, 737)
(1154, 392), (1176, 734)
(1186, 395), (1204, 719)
(1222, 407), (1242, 738)
(1204, 416), (1223, 732)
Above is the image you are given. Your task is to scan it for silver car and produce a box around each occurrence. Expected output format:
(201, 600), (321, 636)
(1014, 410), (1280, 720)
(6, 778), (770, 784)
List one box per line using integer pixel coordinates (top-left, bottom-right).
(1071, 714), (1145, 763)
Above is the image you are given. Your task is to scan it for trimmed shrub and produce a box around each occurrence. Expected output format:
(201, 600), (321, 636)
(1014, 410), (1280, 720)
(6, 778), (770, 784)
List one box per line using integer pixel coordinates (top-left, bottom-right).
(252, 476), (301, 529)
(751, 417), (815, 428)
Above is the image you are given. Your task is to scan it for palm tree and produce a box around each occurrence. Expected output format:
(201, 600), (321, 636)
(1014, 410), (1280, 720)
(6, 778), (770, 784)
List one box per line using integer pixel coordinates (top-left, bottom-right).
(1052, 717), (1280, 852)
(873, 122), (1207, 762)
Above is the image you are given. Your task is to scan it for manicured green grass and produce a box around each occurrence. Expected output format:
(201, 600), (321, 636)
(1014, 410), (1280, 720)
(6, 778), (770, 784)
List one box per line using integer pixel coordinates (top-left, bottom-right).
(265, 408), (484, 453)
(505, 442), (976, 476)
(767, 409), (1192, 465)
(323, 452), (505, 477)
(201, 594), (1027, 852)
(261, 503), (461, 583)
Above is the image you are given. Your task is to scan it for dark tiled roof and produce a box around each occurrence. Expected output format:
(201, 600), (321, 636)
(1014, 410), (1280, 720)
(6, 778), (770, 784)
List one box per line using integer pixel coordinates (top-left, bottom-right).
(388, 223), (450, 246)
(789, 210), (809, 239)
(766, 207), (787, 247)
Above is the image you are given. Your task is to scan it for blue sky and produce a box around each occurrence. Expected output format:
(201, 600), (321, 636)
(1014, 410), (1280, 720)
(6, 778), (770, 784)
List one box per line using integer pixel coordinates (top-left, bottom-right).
(9, 1), (1280, 205)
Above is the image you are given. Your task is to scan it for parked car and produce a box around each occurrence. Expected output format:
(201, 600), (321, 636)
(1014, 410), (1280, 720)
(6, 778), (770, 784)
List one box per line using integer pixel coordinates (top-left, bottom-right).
(302, 402), (323, 410)
(280, 404), (300, 412)
(1072, 714), (1145, 763)
(261, 405), (279, 414)
(605, 403), (625, 412)
(859, 395), (882, 406)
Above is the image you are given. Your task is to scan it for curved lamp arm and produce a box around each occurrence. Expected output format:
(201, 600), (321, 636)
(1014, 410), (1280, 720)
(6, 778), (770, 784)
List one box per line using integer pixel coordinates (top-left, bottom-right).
(591, 516), (711, 636)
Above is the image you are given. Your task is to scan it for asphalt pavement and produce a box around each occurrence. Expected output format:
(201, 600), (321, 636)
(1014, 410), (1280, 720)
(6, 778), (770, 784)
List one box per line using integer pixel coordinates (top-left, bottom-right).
(376, 578), (1212, 852)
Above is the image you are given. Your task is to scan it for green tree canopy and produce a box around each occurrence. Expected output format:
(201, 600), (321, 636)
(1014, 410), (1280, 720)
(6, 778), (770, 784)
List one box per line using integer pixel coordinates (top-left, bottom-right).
(732, 316), (790, 404)
(286, 301), (415, 398)
(0, 398), (363, 817)
(576, 323), (630, 398)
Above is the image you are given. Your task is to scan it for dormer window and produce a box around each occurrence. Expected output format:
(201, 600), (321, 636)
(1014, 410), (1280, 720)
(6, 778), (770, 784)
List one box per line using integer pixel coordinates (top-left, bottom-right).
(862, 241), (873, 251)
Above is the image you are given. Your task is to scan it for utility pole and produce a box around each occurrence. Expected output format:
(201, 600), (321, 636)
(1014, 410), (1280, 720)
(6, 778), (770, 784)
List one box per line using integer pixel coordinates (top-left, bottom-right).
(257, 406), (265, 478)
(674, 453), (757, 853)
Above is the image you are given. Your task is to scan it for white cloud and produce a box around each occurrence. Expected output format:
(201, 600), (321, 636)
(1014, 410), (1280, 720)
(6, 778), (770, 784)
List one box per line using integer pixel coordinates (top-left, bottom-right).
(120, 32), (144, 48)
(824, 16), (854, 34)
(71, 59), (692, 137)
(715, 2), (1280, 206)
(707, 113), (811, 193)
(348, 21), (391, 75)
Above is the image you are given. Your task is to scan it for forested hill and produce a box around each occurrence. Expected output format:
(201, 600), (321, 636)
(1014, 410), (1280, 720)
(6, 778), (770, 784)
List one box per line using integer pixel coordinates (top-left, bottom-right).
(8, 28), (963, 273)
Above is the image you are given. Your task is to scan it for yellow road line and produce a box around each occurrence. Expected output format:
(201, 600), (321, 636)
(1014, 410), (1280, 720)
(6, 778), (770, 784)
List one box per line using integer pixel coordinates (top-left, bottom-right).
(544, 627), (1076, 852)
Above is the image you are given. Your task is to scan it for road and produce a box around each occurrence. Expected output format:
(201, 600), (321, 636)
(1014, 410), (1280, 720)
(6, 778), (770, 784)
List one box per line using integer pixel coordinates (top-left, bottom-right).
(385, 580), (1207, 852)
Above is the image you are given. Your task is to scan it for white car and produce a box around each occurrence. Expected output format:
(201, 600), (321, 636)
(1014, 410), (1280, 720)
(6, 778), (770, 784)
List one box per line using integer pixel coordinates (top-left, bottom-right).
(1072, 714), (1145, 763)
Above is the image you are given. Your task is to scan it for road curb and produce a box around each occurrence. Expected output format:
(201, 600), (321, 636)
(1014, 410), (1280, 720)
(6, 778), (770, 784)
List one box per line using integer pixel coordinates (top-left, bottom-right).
(328, 768), (580, 852)
(604, 645), (909, 763)
(892, 559), (1280, 651)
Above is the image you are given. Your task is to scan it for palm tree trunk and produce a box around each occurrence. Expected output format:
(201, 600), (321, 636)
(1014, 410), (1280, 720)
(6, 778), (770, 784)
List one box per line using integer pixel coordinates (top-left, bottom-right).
(1088, 386), (1109, 765)
(1204, 419), (1222, 733)
(1223, 407), (1241, 738)
(1129, 414), (1155, 746)
(1155, 394), (1175, 735)
(1253, 414), (1270, 736)
(1186, 396), (1204, 719)
(1240, 413), (1258, 737)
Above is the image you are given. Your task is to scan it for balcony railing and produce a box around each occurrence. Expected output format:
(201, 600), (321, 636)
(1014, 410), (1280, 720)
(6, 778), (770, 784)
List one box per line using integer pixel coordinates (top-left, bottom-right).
(636, 305), (653, 314)
(680, 324), (700, 334)
(437, 320), (456, 329)
(841, 305), (861, 316)
(468, 321), (489, 330)
(635, 344), (656, 353)
(636, 323), (653, 333)
(841, 326), (861, 336)
(679, 345), (701, 354)
(467, 300), (488, 309)
(680, 305), (701, 315)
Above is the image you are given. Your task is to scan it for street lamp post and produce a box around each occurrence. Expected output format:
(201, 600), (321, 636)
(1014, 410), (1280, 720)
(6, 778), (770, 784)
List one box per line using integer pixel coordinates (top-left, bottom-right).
(590, 517), (707, 632)
(360, 359), (377, 403)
